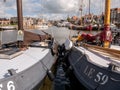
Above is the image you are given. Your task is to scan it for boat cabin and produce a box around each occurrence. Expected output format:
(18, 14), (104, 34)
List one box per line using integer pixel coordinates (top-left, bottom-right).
(0, 26), (18, 47)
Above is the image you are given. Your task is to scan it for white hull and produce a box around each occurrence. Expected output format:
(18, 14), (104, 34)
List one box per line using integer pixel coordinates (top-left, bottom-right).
(35, 25), (48, 30)
(0, 47), (56, 90)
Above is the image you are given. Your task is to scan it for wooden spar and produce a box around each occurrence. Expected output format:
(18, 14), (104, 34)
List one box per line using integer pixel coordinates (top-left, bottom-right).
(3, 0), (24, 48)
(4, 0), (23, 30)
(104, 0), (111, 26)
(102, 0), (112, 48)
(16, 0), (24, 48)
(16, 0), (23, 30)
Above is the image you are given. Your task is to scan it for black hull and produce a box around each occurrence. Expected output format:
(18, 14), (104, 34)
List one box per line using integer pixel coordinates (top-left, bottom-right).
(69, 25), (103, 31)
(68, 47), (120, 90)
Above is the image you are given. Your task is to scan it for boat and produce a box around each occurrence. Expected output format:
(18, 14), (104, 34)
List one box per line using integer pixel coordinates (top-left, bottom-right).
(0, 26), (57, 90)
(69, 24), (103, 31)
(64, 0), (120, 90)
(0, 0), (58, 90)
(68, 44), (120, 90)
(35, 23), (49, 30)
(61, 38), (120, 90)
(71, 0), (114, 48)
(0, 26), (16, 30)
(69, 0), (103, 31)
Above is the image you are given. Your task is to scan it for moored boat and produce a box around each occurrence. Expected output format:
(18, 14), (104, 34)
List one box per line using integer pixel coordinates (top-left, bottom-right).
(35, 24), (48, 30)
(65, 0), (120, 88)
(68, 45), (120, 90)
(0, 26), (57, 90)
(0, 0), (58, 89)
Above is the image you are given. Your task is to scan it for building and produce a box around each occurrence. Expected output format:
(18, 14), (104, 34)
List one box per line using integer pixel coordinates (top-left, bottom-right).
(23, 17), (34, 28)
(0, 18), (10, 25)
(110, 8), (120, 24)
(10, 17), (18, 25)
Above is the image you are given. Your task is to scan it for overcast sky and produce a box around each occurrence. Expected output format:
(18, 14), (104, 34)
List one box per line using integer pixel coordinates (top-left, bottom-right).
(0, 0), (120, 20)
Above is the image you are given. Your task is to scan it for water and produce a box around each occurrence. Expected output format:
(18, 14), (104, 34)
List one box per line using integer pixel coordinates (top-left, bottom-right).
(44, 26), (99, 44)
(38, 26), (99, 90)
(44, 26), (77, 44)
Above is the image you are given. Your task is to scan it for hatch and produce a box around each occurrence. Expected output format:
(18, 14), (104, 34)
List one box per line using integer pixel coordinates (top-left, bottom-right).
(0, 48), (23, 59)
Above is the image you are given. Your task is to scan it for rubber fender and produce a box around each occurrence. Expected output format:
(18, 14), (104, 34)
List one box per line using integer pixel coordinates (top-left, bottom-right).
(47, 69), (54, 81)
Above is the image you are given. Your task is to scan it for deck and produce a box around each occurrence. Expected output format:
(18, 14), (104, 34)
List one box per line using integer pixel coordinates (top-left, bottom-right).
(0, 47), (51, 79)
(75, 46), (120, 72)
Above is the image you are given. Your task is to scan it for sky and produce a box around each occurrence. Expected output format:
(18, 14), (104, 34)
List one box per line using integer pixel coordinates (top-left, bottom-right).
(0, 0), (120, 20)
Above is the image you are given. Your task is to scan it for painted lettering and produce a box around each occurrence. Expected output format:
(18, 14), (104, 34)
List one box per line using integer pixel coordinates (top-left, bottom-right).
(84, 65), (89, 75)
(7, 81), (15, 90)
(0, 84), (3, 90)
(88, 68), (95, 78)
(94, 72), (108, 85)
(84, 66), (95, 79)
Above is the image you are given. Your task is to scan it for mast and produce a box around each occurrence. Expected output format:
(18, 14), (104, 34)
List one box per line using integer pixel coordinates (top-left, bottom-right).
(3, 0), (24, 48)
(79, 0), (83, 17)
(16, 0), (23, 30)
(4, 0), (23, 30)
(16, 0), (24, 48)
(102, 0), (112, 48)
(104, 0), (110, 26)
(80, 4), (83, 18)
(89, 0), (90, 15)
(79, 0), (84, 25)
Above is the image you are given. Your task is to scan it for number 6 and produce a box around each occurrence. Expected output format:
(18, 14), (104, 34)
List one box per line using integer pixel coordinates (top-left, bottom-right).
(7, 81), (15, 90)
(0, 84), (3, 90)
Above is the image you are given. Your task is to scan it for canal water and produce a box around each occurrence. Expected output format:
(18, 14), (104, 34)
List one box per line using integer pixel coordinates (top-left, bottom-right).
(38, 26), (99, 90)
(44, 26), (99, 44)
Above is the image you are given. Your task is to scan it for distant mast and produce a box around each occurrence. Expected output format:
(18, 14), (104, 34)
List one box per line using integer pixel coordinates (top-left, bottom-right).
(89, 0), (90, 15)
(79, 0), (83, 17)
(79, 0), (84, 25)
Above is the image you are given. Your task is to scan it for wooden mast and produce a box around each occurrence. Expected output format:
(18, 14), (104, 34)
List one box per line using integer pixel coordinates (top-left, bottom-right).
(16, 0), (24, 48)
(4, 0), (24, 48)
(3, 0), (23, 30)
(102, 0), (112, 48)
(104, 0), (110, 26)
(16, 0), (23, 30)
